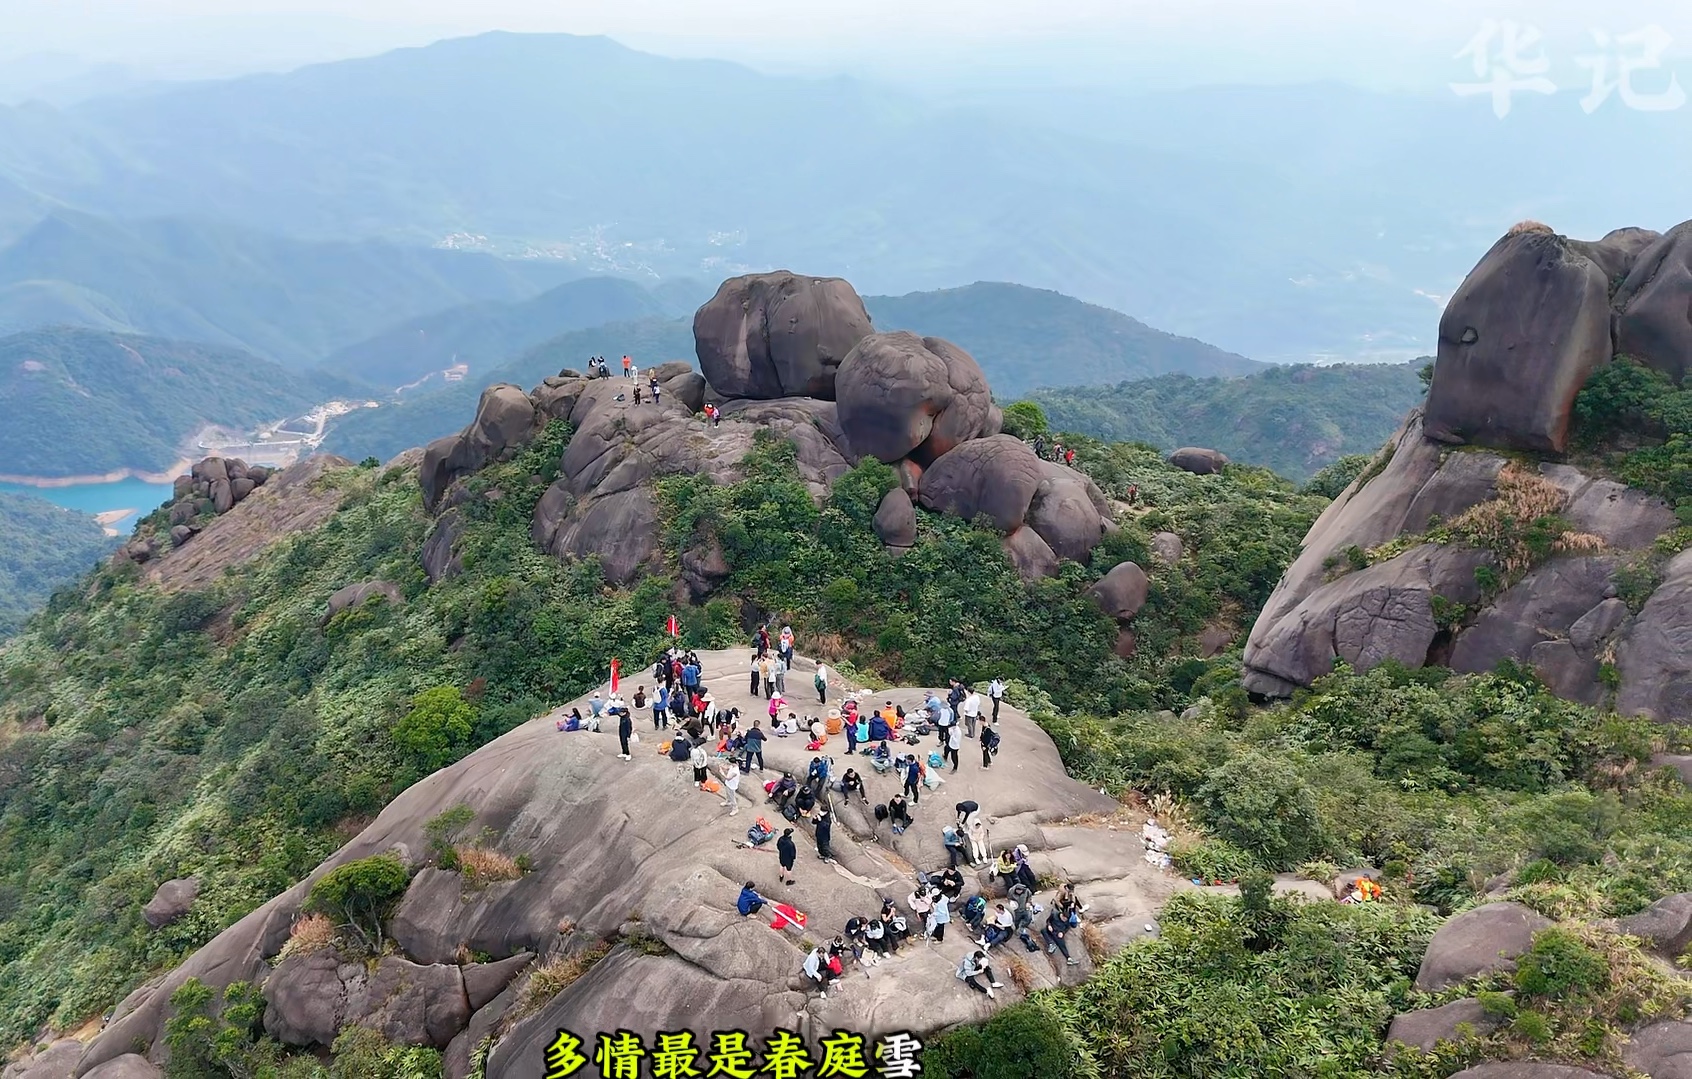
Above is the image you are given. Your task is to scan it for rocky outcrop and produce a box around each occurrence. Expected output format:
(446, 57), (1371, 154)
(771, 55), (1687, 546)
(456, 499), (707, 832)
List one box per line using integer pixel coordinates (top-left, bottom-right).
(835, 331), (999, 466)
(1415, 902), (1551, 991)
(1168, 447), (1228, 475)
(78, 650), (1188, 1070)
(1088, 562), (1150, 620)
(693, 273), (873, 400)
(1569, 226), (1661, 285)
(143, 458), (275, 552)
(422, 385), (540, 510)
(323, 580), (403, 623)
(872, 488), (916, 548)
(917, 436), (1113, 576)
(1387, 997), (1507, 1053)
(1151, 532), (1183, 565)
(262, 950), (470, 1049)
(1615, 892), (1692, 957)
(80, 1057), (162, 1079)
(141, 877), (199, 929)
(421, 511), (464, 584)
(1615, 221), (1692, 382)
(1241, 401), (1686, 710)
(1616, 550), (1692, 722)
(3, 1038), (83, 1079)
(1621, 1019), (1692, 1079)
(1424, 227), (1613, 454)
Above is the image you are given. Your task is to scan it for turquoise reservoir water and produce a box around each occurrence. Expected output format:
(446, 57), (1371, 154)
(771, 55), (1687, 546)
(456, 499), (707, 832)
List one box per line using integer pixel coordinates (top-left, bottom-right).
(0, 478), (177, 531)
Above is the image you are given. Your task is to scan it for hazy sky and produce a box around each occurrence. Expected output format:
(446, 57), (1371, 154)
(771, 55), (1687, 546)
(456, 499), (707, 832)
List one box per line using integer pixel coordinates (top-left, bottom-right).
(2, 0), (1688, 91)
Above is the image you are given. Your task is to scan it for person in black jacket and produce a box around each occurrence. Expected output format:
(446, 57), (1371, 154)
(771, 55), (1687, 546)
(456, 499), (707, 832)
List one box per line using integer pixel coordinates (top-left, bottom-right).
(777, 827), (797, 886)
(814, 807), (834, 862)
(617, 707), (634, 760)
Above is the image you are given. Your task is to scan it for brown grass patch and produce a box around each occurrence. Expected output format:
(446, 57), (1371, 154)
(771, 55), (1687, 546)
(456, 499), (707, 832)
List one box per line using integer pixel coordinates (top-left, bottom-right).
(1448, 463), (1573, 577)
(515, 945), (611, 1018)
(1004, 954), (1037, 994)
(1508, 219), (1554, 235)
(1080, 923), (1111, 964)
(456, 846), (522, 886)
(278, 913), (338, 960)
(807, 632), (853, 664)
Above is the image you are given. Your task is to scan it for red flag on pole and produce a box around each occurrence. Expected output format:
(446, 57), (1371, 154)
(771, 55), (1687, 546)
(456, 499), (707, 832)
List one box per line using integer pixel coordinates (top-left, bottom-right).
(609, 658), (621, 694)
(770, 902), (808, 931)
(666, 614), (679, 638)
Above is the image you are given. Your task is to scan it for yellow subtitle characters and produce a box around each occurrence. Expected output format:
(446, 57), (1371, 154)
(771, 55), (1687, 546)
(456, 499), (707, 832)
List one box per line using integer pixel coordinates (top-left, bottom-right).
(816, 1030), (871, 1078)
(705, 1030), (758, 1079)
(758, 1029), (816, 1079)
(652, 1030), (704, 1079)
(544, 1029), (588, 1078)
(594, 1030), (647, 1079)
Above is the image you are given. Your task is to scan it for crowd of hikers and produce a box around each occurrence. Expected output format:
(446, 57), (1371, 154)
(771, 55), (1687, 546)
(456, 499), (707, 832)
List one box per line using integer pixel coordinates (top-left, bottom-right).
(556, 623), (1104, 1005)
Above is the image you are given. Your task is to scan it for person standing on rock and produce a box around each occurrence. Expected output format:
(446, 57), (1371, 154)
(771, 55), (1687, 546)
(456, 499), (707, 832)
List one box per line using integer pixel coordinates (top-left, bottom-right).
(747, 654), (761, 695)
(814, 806), (834, 861)
(814, 662), (829, 704)
(988, 677), (1005, 722)
(649, 374), (661, 404)
(944, 723), (963, 772)
(961, 686), (982, 739)
(926, 890), (951, 942)
(902, 754), (923, 806)
(759, 655), (774, 699)
(622, 354), (632, 378)
(777, 827), (798, 885)
(616, 706), (634, 760)
(653, 685), (669, 730)
(756, 624), (771, 657)
(719, 759), (742, 815)
(779, 624), (795, 664)
(741, 720), (767, 772)
(773, 654), (787, 697)
(690, 741), (709, 788)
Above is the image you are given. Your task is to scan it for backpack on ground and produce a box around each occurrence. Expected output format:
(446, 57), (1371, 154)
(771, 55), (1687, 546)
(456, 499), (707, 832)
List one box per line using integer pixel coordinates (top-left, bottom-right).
(874, 803), (889, 822)
(927, 751), (944, 770)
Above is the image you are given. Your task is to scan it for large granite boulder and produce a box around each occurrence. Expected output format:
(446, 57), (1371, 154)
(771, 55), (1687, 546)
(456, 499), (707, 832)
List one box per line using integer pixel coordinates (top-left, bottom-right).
(141, 877), (200, 929)
(1168, 447), (1229, 475)
(1088, 562), (1150, 620)
(835, 331), (998, 466)
(1568, 226), (1661, 285)
(421, 510), (464, 584)
(1423, 226), (1612, 453)
(1615, 892), (1692, 957)
(1615, 221), (1692, 382)
(1449, 556), (1619, 692)
(917, 436), (1112, 576)
(1617, 549), (1692, 722)
(3, 1038), (82, 1079)
(263, 950), (470, 1049)
(421, 385), (539, 509)
(1415, 902), (1552, 991)
(693, 272), (873, 400)
(80, 1056), (163, 1079)
(873, 488), (916, 548)
(1387, 997), (1507, 1054)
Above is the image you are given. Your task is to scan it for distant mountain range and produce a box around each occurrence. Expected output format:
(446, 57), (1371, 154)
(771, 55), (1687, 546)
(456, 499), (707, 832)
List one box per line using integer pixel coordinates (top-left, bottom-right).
(0, 328), (364, 477)
(0, 213), (576, 368)
(0, 30), (1577, 364)
(1030, 361), (1427, 481)
(320, 281), (1260, 462)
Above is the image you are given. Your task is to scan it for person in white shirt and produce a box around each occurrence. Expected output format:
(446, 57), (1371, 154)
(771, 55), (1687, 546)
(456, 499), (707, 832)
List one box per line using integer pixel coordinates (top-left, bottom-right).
(719, 760), (741, 815)
(961, 688), (982, 738)
(814, 662), (830, 704)
(988, 678), (1006, 721)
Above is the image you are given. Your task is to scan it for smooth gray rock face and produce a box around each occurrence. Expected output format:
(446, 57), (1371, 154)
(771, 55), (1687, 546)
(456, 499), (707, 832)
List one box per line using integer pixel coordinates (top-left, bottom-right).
(1615, 220), (1692, 383)
(1088, 562), (1150, 620)
(1616, 893), (1692, 958)
(422, 510), (464, 584)
(1168, 447), (1228, 475)
(1620, 1019), (1692, 1079)
(262, 950), (469, 1049)
(4, 1039), (81, 1079)
(1570, 599), (1630, 651)
(1450, 556), (1618, 675)
(1245, 543), (1490, 693)
(1002, 527), (1060, 580)
(422, 385), (539, 510)
(872, 487), (916, 548)
(1386, 997), (1506, 1053)
(693, 273), (873, 400)
(141, 877), (200, 929)
(1414, 902), (1551, 991)
(80, 1056), (163, 1079)
(1617, 550), (1692, 722)
(1152, 532), (1183, 565)
(532, 485), (660, 586)
(1424, 227), (1613, 453)
(1539, 465), (1676, 550)
(1568, 225), (1661, 284)
(835, 331), (996, 465)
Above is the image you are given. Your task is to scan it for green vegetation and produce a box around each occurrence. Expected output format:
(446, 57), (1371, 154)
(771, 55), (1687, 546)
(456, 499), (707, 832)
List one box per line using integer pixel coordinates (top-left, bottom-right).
(0, 328), (365, 476)
(0, 492), (114, 636)
(306, 854), (411, 954)
(1572, 356), (1692, 523)
(865, 282), (1263, 397)
(1029, 361), (1425, 480)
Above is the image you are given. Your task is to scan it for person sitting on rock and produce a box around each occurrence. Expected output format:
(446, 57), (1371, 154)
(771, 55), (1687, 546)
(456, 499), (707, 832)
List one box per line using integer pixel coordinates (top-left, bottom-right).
(589, 692), (605, 719)
(994, 850), (1019, 891)
(1058, 883), (1090, 922)
(887, 793), (912, 835)
(768, 773), (798, 812)
(737, 881), (766, 917)
(937, 865), (966, 901)
(864, 914), (890, 956)
(979, 903), (1015, 949)
(803, 945), (830, 997)
(1041, 905), (1078, 966)
(907, 884), (934, 924)
(880, 896), (909, 951)
(960, 893), (988, 936)
(794, 785), (817, 816)
(557, 707), (585, 732)
(838, 767), (868, 804)
(1011, 846), (1038, 892)
(956, 949), (1003, 998)
(943, 825), (969, 869)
